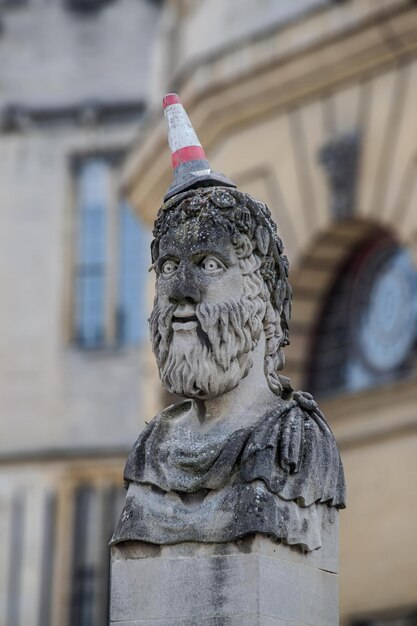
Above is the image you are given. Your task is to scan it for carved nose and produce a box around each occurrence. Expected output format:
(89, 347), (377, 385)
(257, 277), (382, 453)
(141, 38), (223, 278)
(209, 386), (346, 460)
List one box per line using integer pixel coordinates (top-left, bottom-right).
(168, 272), (201, 305)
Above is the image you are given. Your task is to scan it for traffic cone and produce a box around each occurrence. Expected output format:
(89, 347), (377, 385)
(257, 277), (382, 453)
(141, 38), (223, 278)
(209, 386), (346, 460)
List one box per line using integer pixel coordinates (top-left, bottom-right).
(163, 93), (236, 201)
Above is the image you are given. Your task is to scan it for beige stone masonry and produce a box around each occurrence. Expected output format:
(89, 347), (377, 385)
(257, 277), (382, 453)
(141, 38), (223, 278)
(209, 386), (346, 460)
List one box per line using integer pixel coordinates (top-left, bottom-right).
(111, 527), (339, 626)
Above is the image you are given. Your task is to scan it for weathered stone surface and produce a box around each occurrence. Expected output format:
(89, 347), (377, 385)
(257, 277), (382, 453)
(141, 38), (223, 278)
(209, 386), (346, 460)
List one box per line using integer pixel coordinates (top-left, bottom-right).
(113, 187), (345, 553)
(107, 618), (304, 625)
(299, 566), (339, 626)
(110, 534), (338, 625)
(112, 386), (343, 549)
(111, 180), (345, 623)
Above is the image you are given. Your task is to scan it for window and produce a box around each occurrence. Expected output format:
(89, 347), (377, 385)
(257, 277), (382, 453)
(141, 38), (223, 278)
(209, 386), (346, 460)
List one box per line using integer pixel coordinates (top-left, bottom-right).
(69, 483), (125, 626)
(73, 157), (150, 349)
(117, 201), (146, 345)
(308, 232), (417, 397)
(64, 0), (116, 14)
(75, 160), (108, 348)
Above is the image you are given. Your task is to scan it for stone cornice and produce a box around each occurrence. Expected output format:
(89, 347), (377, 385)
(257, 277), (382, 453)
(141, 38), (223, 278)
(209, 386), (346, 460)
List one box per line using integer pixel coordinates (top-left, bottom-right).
(0, 99), (145, 133)
(0, 445), (129, 466)
(322, 376), (417, 450)
(122, 0), (417, 221)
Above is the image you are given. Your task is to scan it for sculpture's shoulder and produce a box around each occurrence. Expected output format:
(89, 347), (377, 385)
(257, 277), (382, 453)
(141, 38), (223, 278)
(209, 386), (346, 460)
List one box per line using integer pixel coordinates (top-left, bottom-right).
(112, 391), (345, 549)
(275, 388), (326, 416)
(278, 389), (338, 443)
(155, 399), (194, 425)
(287, 389), (338, 442)
(241, 389), (346, 509)
(290, 389), (322, 412)
(135, 399), (193, 438)
(123, 400), (192, 486)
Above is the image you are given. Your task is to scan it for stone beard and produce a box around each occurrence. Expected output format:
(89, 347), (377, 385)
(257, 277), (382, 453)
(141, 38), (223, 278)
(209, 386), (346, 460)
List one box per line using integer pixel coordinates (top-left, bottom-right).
(149, 253), (266, 399)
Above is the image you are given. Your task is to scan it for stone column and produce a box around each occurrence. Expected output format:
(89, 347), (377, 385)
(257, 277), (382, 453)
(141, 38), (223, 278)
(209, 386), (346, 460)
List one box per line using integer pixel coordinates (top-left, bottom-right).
(110, 519), (338, 626)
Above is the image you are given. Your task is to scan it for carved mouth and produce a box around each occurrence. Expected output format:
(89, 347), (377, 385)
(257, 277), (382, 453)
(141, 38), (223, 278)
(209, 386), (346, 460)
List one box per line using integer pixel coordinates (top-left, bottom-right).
(172, 315), (198, 324)
(172, 315), (199, 331)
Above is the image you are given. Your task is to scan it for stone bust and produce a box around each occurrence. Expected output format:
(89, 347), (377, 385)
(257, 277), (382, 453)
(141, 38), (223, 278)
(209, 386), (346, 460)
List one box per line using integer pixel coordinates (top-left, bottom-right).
(112, 186), (346, 552)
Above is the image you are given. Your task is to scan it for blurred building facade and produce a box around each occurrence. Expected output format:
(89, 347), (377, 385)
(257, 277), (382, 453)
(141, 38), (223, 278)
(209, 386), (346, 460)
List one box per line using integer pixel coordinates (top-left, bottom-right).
(1, 1), (417, 626)
(123, 1), (417, 625)
(0, 1), (161, 625)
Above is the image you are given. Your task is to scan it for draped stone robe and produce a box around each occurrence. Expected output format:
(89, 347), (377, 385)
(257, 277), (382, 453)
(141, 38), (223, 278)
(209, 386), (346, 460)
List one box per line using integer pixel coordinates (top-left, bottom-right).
(111, 391), (345, 551)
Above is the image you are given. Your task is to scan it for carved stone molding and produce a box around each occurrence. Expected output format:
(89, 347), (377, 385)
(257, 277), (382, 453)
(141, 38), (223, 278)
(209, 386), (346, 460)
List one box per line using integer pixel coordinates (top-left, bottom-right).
(319, 132), (360, 221)
(122, 0), (417, 219)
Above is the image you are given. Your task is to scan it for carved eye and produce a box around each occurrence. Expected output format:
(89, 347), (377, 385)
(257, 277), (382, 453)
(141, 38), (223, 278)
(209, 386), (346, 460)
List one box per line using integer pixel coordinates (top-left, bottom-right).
(162, 260), (178, 276)
(201, 256), (222, 273)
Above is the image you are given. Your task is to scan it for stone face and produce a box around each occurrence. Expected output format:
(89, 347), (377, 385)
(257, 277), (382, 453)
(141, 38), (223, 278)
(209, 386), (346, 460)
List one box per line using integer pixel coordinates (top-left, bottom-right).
(110, 534), (339, 625)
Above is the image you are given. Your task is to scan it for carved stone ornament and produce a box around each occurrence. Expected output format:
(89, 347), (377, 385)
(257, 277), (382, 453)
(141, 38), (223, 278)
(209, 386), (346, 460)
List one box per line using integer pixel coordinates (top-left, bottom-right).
(111, 186), (346, 552)
(319, 131), (360, 221)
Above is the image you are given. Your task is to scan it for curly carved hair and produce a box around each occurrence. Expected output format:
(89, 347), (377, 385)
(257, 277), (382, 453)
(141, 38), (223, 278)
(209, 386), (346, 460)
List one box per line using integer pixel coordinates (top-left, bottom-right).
(151, 186), (293, 397)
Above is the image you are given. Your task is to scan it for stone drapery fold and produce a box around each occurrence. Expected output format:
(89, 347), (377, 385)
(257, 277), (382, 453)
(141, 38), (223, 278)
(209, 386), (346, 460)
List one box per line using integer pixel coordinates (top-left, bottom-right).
(112, 391), (345, 550)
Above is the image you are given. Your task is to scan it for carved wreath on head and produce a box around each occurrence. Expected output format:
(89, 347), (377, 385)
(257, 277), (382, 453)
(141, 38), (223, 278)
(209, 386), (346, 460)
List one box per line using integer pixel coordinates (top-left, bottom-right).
(151, 187), (292, 349)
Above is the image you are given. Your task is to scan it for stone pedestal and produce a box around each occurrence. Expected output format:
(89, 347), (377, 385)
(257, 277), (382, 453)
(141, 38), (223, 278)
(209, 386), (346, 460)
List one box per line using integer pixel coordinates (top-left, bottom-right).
(110, 519), (339, 626)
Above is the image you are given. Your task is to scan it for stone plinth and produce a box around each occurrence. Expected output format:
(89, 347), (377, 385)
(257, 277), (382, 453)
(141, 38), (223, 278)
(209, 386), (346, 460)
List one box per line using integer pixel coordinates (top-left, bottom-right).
(110, 520), (339, 626)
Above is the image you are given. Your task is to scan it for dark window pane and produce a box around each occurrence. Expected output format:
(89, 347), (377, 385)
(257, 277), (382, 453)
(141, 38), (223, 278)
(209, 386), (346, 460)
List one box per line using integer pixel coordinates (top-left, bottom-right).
(69, 483), (125, 626)
(70, 486), (95, 626)
(6, 494), (25, 626)
(74, 160), (109, 348)
(38, 493), (56, 626)
(117, 201), (150, 345)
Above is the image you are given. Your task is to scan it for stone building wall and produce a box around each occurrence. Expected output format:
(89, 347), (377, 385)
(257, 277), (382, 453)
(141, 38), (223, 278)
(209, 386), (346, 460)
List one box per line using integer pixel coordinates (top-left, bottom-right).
(0, 1), (161, 624)
(2, 0), (417, 624)
(150, 0), (325, 103)
(0, 126), (151, 455)
(0, 0), (158, 107)
(123, 1), (417, 624)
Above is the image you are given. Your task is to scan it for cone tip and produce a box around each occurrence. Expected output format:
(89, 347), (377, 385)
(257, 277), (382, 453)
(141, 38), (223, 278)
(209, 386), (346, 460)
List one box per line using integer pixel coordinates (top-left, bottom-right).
(163, 93), (181, 109)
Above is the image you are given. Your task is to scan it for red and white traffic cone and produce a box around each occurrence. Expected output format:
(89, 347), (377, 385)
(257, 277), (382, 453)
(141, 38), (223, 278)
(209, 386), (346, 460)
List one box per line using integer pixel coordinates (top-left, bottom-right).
(163, 93), (236, 201)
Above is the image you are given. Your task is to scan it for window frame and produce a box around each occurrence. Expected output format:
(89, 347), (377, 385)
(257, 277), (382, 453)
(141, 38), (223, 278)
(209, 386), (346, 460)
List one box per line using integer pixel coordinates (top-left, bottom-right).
(68, 150), (147, 352)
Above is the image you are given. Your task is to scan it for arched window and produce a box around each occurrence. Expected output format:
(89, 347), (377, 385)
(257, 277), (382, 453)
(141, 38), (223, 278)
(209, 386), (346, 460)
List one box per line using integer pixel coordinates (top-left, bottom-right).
(308, 232), (417, 397)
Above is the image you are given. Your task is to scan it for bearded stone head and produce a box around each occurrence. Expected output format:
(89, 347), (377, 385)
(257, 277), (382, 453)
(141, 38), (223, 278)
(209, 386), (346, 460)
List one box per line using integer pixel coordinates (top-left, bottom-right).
(149, 186), (292, 400)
